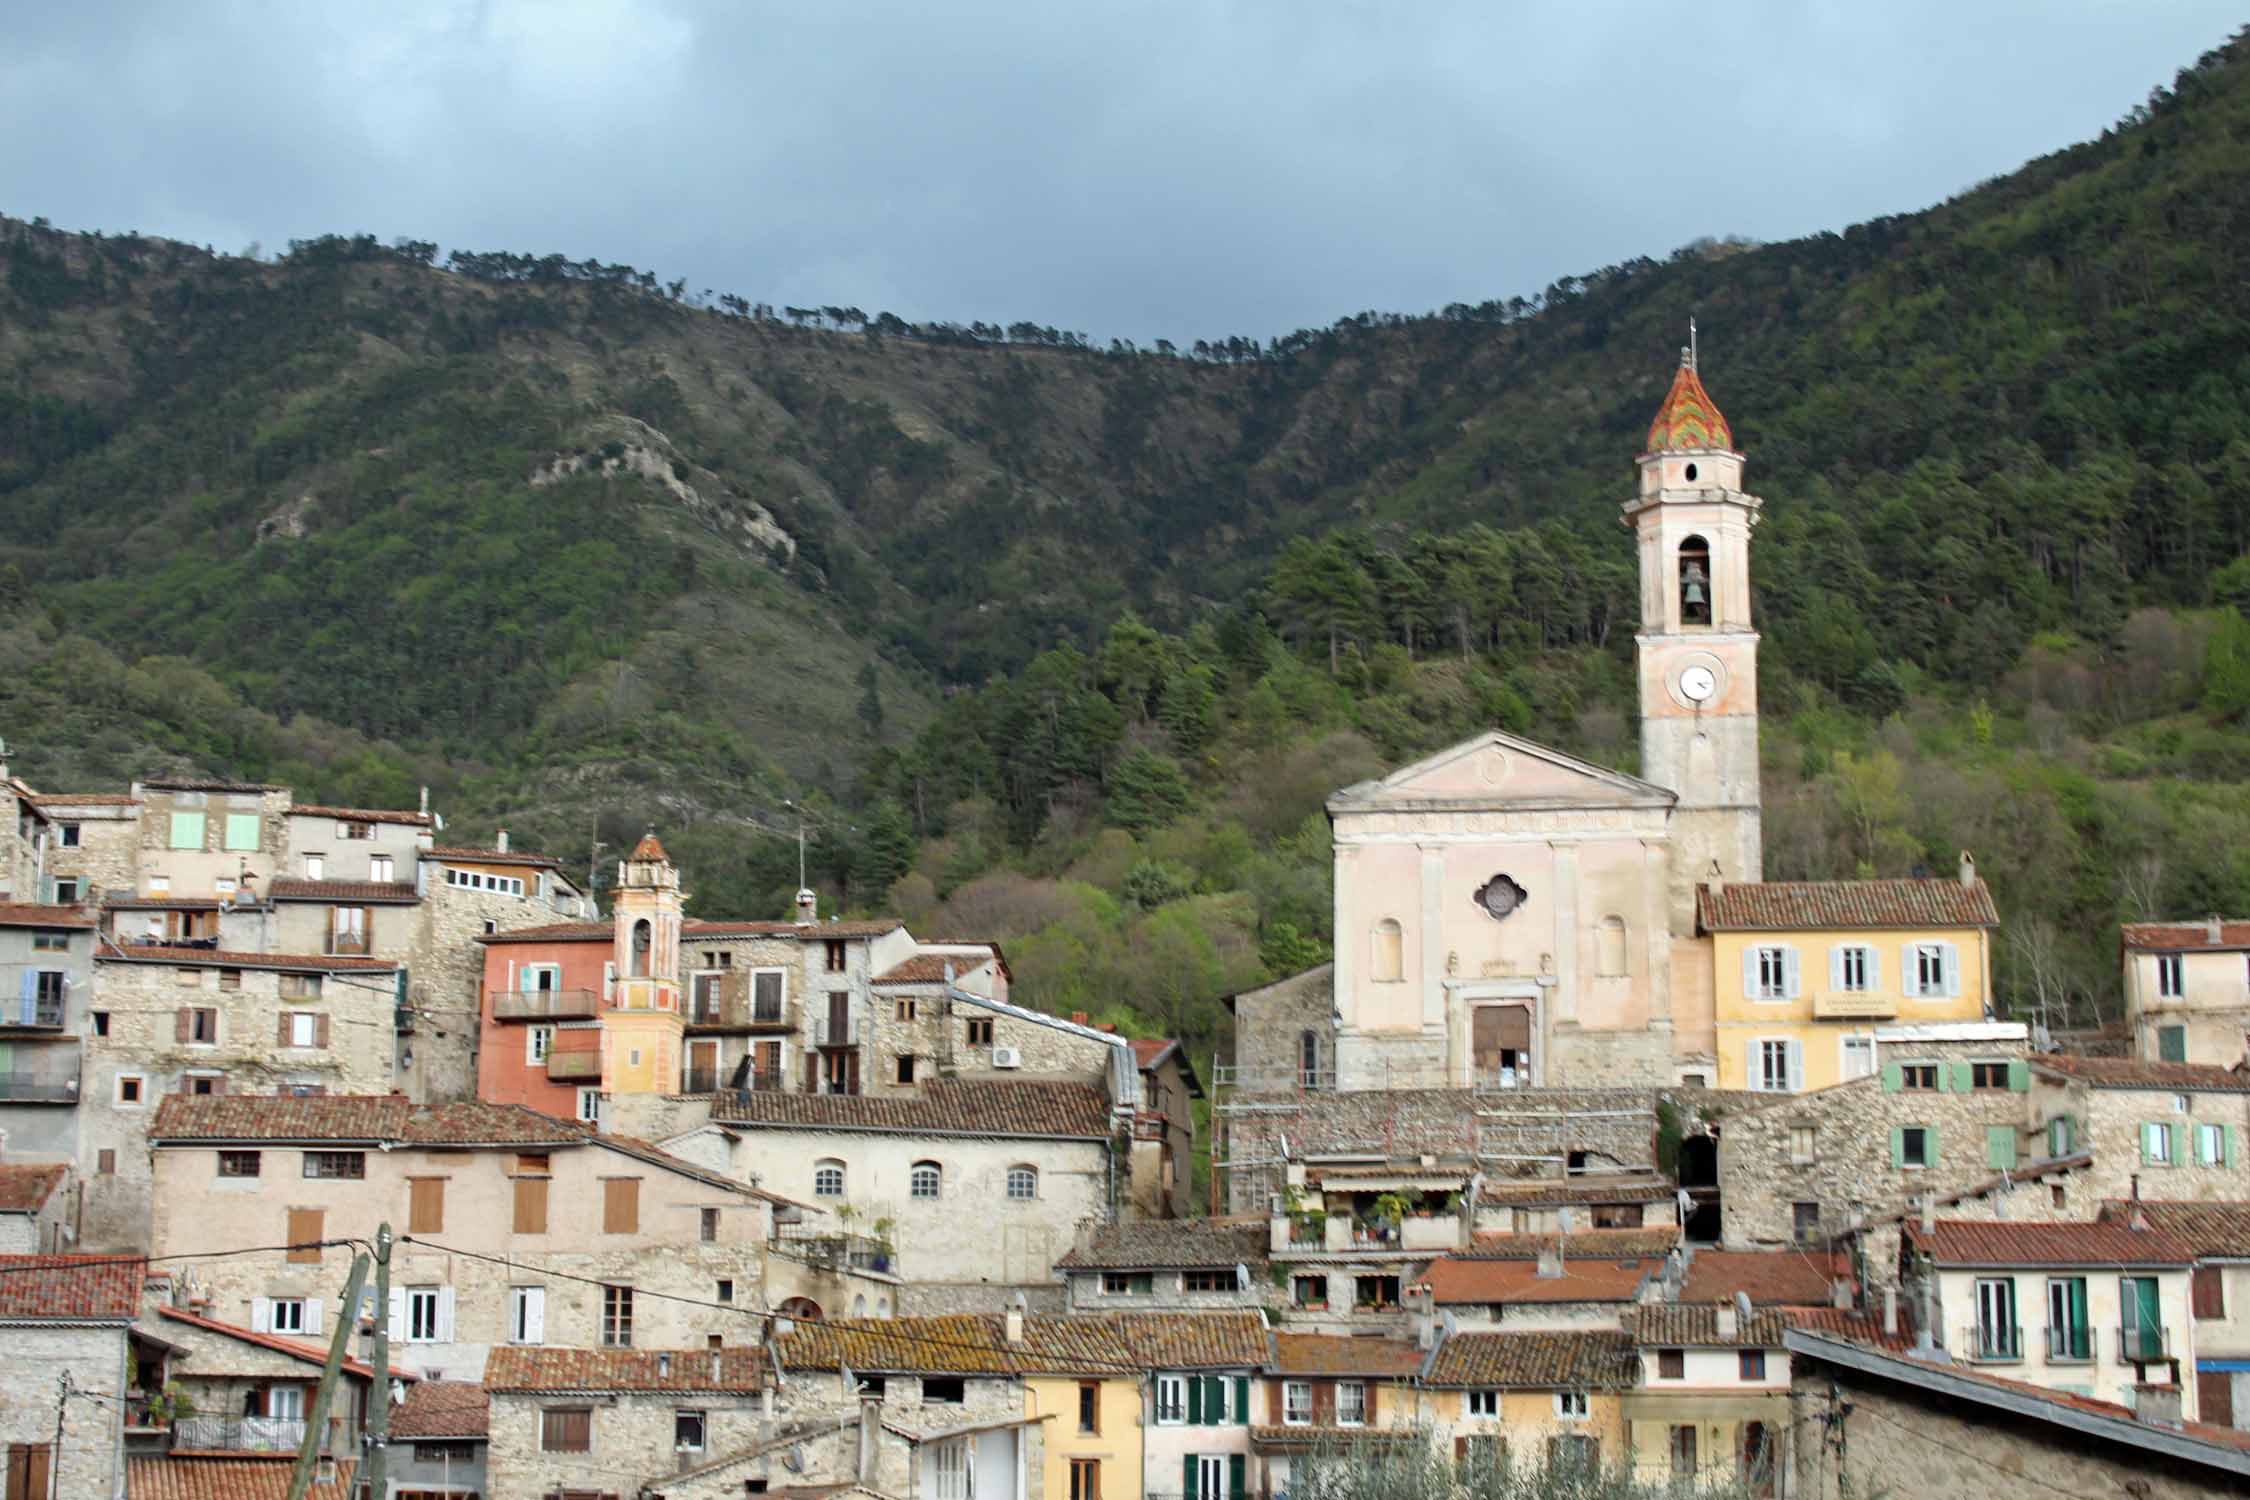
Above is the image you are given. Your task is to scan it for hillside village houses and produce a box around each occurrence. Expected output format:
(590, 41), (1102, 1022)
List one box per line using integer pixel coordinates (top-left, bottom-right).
(11, 354), (2250, 1496)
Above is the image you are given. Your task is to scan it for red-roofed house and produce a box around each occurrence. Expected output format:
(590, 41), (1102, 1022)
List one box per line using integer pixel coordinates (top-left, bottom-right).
(1414, 1252), (1665, 1327)
(2121, 916), (2250, 1068)
(0, 1254), (148, 1500)
(2028, 1054), (2250, 1209)
(0, 1162), (72, 1252)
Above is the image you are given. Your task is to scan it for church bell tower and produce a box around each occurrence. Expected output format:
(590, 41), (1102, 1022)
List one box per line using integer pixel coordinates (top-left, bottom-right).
(1626, 336), (1762, 929)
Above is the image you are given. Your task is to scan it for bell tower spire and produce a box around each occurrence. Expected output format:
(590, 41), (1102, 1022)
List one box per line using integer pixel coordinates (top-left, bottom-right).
(1625, 338), (1762, 929)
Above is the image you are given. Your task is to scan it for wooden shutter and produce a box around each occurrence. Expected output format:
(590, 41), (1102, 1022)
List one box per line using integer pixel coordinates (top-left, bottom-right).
(287, 1208), (323, 1264)
(2194, 1265), (2227, 1320)
(8, 1444), (53, 1500)
(1881, 1062), (1903, 1092)
(316, 1014), (331, 1047)
(603, 1178), (639, 1234)
(410, 1178), (445, 1234)
(1454, 1437), (1468, 1464)
(1741, 947), (1759, 998)
(1782, 946), (1801, 998)
(2200, 1369), (2235, 1429)
(277, 1013), (293, 1045)
(514, 1176), (549, 1234)
(175, 1008), (192, 1043)
(1888, 1127), (1905, 1169)
(2008, 1060), (2029, 1091)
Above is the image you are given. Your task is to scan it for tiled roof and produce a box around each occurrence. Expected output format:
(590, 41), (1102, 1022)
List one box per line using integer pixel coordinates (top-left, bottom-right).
(478, 916), (909, 944)
(427, 845), (565, 870)
(387, 1379), (489, 1438)
(1779, 1307), (1914, 1351)
(96, 942), (400, 973)
(477, 920), (611, 943)
(2096, 1200), (2250, 1258)
(103, 896), (223, 911)
(1130, 1038), (1177, 1068)
(1460, 1228), (1682, 1260)
(1478, 1176), (1675, 1206)
(774, 1312), (1269, 1375)
(1627, 1305), (1793, 1348)
(2033, 1054), (2250, 1093)
(1906, 1219), (2197, 1267)
(154, 1305), (412, 1379)
(28, 792), (140, 806)
(0, 1164), (67, 1214)
(128, 1457), (356, 1500)
(629, 831), (671, 862)
(0, 1254), (140, 1320)
(151, 1095), (590, 1146)
(2121, 920), (2250, 952)
(0, 903), (95, 929)
(1252, 1425), (1421, 1450)
(1423, 1330), (1638, 1389)
(712, 1080), (1115, 1140)
(1054, 1219), (1268, 1271)
(1644, 356), (1734, 452)
(291, 805), (435, 827)
(484, 1347), (766, 1393)
(872, 952), (994, 985)
(266, 878), (421, 904)
(1268, 1333), (1425, 1377)
(139, 777), (281, 792)
(1697, 878), (1999, 931)
(1678, 1249), (1846, 1307)
(1416, 1256), (1660, 1306)
(776, 919), (909, 939)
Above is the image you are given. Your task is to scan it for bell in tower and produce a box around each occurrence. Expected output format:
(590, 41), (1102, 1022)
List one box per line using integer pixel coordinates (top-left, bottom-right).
(1678, 537), (1712, 626)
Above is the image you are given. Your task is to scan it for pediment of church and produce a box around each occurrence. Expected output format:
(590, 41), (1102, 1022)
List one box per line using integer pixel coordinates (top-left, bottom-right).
(1328, 729), (1676, 814)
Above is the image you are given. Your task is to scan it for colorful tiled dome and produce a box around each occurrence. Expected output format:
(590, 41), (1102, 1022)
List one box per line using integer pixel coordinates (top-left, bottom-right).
(1645, 357), (1734, 452)
(628, 829), (670, 863)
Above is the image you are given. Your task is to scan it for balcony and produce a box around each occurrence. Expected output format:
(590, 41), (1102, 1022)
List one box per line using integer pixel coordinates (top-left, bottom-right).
(1962, 1323), (2022, 1363)
(493, 989), (601, 1022)
(2044, 1326), (2093, 1363)
(771, 1223), (897, 1275)
(812, 1016), (860, 1048)
(1812, 990), (1897, 1020)
(172, 1416), (314, 1453)
(2118, 1324), (2170, 1363)
(686, 977), (795, 1032)
(323, 934), (371, 958)
(0, 1044), (81, 1103)
(545, 1045), (603, 1082)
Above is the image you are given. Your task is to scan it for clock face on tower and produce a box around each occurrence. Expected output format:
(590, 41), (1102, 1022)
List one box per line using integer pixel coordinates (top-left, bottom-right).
(1678, 665), (1717, 703)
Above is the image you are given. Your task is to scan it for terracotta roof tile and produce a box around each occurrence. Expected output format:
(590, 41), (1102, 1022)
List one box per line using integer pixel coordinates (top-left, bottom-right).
(427, 845), (564, 870)
(1906, 1219), (2198, 1267)
(476, 920), (612, 943)
(1478, 1176), (1675, 1206)
(290, 806), (436, 828)
(0, 903), (94, 929)
(1129, 1038), (1177, 1068)
(97, 942), (400, 973)
(629, 831), (671, 862)
(384, 1380), (488, 1438)
(139, 777), (282, 792)
(0, 1253), (140, 1320)
(1780, 1307), (1914, 1351)
(150, 1095), (589, 1146)
(103, 896), (224, 912)
(2034, 1055), (2250, 1093)
(1268, 1333), (1424, 1377)
(0, 1164), (67, 1214)
(28, 792), (140, 807)
(1678, 1249), (1847, 1306)
(266, 878), (421, 904)
(872, 952), (995, 985)
(2096, 1200), (2250, 1258)
(484, 1347), (766, 1393)
(775, 1312), (1268, 1375)
(478, 916), (910, 944)
(1460, 1228), (1682, 1261)
(1054, 1219), (1268, 1271)
(778, 919), (908, 939)
(1416, 1256), (1660, 1306)
(1697, 878), (1999, 931)
(128, 1457), (356, 1500)
(712, 1079), (1114, 1140)
(1627, 1305), (1793, 1347)
(1252, 1425), (1420, 1450)
(1644, 357), (1734, 452)
(1423, 1330), (1638, 1389)
(153, 1305), (412, 1378)
(2121, 920), (2250, 952)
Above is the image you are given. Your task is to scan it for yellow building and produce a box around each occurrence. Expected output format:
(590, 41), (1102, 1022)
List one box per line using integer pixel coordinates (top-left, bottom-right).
(1423, 1330), (1635, 1472)
(1025, 1372), (1143, 1500)
(604, 829), (687, 1096)
(1698, 861), (1998, 1093)
(1622, 1306), (1792, 1490)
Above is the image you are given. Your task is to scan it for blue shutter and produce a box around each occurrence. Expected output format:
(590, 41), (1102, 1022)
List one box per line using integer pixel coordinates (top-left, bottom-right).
(1782, 947), (1802, 999)
(17, 970), (34, 1026)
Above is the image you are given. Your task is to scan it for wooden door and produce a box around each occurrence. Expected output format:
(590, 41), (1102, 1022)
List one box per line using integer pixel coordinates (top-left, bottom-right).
(5, 1444), (50, 1500)
(1472, 1007), (1503, 1074)
(2200, 1369), (2235, 1429)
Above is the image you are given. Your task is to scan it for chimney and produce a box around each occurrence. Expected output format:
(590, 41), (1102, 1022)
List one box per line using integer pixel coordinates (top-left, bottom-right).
(795, 888), (818, 925)
(1715, 1303), (1737, 1339)
(1919, 1195), (1935, 1235)
(1004, 1296), (1025, 1345)
(2209, 914), (2224, 944)
(1535, 1247), (1563, 1279)
(1882, 1285), (1899, 1337)
(2128, 1173), (2149, 1231)
(1831, 1278), (1852, 1310)
(1071, 1011), (1089, 1027)
(1958, 850), (1976, 888)
(2134, 1382), (2183, 1428)
(496, 828), (509, 854)
(418, 785), (429, 816)
(857, 1395), (880, 1479)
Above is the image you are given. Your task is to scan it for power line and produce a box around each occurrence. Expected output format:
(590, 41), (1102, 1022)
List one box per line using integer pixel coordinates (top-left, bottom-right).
(0, 1240), (367, 1275)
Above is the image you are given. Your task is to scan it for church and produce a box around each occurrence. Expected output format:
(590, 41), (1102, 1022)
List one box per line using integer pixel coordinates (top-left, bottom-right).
(1231, 349), (2002, 1098)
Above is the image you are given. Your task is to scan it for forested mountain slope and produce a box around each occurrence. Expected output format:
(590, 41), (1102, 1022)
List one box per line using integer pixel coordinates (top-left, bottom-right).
(2, 29), (2248, 1052)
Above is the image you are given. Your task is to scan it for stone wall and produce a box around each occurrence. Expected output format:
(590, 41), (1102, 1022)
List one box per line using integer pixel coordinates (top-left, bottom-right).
(136, 786), (291, 895)
(1227, 965), (1333, 1092)
(869, 991), (1116, 1096)
(2034, 1075), (2250, 1203)
(1062, 1270), (1259, 1315)
(37, 804), (139, 900)
(895, 1281), (1068, 1316)
(488, 1387), (769, 1500)
(0, 1325), (126, 1500)
(404, 880), (577, 1104)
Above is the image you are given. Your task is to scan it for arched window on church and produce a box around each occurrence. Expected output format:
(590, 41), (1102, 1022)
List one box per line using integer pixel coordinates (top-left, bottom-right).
(1299, 1031), (1324, 1090)
(1371, 918), (1404, 983)
(1678, 535), (1712, 626)
(1597, 916), (1628, 977)
(630, 918), (652, 978)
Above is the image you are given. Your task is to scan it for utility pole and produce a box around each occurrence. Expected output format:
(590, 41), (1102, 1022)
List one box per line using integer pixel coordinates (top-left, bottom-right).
(286, 1250), (369, 1500)
(366, 1222), (394, 1499)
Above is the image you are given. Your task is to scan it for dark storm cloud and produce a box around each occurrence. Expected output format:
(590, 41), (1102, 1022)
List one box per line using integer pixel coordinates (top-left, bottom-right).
(2, 2), (2239, 341)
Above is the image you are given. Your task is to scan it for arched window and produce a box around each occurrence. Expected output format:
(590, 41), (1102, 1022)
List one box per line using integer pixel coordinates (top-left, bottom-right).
(1678, 536), (1712, 626)
(1299, 1031), (1323, 1089)
(776, 1296), (822, 1322)
(813, 1159), (845, 1198)
(1597, 916), (1628, 977)
(853, 1294), (868, 1316)
(910, 1161), (942, 1199)
(630, 919), (652, 978)
(1007, 1165), (1038, 1201)
(1371, 918), (1404, 983)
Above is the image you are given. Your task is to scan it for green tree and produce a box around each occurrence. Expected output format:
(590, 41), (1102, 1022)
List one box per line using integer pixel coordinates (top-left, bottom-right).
(1106, 748), (1191, 831)
(2203, 606), (2250, 719)
(856, 662), (885, 738)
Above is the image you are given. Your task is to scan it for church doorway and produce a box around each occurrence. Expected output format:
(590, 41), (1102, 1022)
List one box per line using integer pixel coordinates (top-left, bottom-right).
(1472, 1004), (1533, 1088)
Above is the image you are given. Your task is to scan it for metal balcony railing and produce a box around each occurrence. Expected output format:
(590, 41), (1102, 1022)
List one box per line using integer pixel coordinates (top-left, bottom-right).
(682, 1068), (722, 1095)
(545, 1048), (602, 1082)
(1962, 1323), (2022, 1362)
(493, 989), (601, 1021)
(2118, 1324), (2169, 1362)
(0, 1044), (81, 1102)
(2045, 1325), (2093, 1362)
(173, 1416), (310, 1453)
(324, 933), (371, 957)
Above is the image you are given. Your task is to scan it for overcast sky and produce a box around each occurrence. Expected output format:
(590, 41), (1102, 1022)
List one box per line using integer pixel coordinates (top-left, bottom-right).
(4, 3), (2239, 342)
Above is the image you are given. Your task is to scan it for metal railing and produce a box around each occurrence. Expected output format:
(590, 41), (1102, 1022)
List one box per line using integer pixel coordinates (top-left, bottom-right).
(771, 1223), (896, 1273)
(2118, 1324), (2169, 1362)
(324, 933), (371, 957)
(0, 1051), (80, 1101)
(173, 1416), (309, 1453)
(1962, 1323), (2022, 1362)
(545, 1048), (602, 1082)
(2044, 1325), (2093, 1362)
(493, 989), (601, 1021)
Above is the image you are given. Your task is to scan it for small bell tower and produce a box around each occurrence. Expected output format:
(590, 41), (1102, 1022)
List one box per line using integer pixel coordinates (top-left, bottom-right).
(602, 827), (687, 1103)
(1626, 330), (1763, 928)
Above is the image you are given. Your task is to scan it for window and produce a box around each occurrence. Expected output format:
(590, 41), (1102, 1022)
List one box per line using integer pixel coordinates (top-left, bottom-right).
(1669, 1424), (1698, 1478)
(30, 929), (67, 953)
(91, 1012), (108, 1037)
(1372, 918), (1404, 982)
(330, 905), (369, 954)
(340, 820), (374, 840)
(1739, 1349), (1767, 1380)
(966, 1017), (995, 1047)
(2143, 1121), (2175, 1166)
(414, 1442), (476, 1464)
(407, 1286), (442, 1342)
(58, 823), (80, 847)
(933, 1437), (970, 1500)
(576, 1088), (603, 1126)
(1007, 1165), (1038, 1201)
(2159, 1024), (2188, 1063)
(700, 1207), (720, 1243)
(513, 1171), (550, 1235)
(1656, 1349), (1684, 1379)
(2158, 952), (2185, 999)
(1183, 1269), (1231, 1292)
(97, 1150), (115, 1175)
(169, 811), (205, 850)
(2195, 1264), (2227, 1321)
(1910, 942), (1953, 997)
(1078, 1380), (1101, 1434)
(1792, 1202), (1821, 1244)
(224, 813), (260, 851)
(910, 1161), (941, 1199)
(280, 973), (323, 999)
(218, 968), (242, 992)
(814, 1160), (846, 1198)
(1751, 945), (1790, 1000)
(1550, 1435), (1599, 1473)
(1354, 1274), (1400, 1309)
(1070, 1457), (1102, 1500)
(217, 1151), (260, 1178)
(1294, 1274), (1328, 1309)
(1281, 1380), (1312, 1425)
(186, 1073), (221, 1096)
(1102, 1272), (1154, 1296)
(370, 854), (394, 882)
(541, 1407), (591, 1453)
(409, 1178), (445, 1234)
(182, 1007), (218, 1044)
(601, 1284), (633, 1347)
(510, 1286), (545, 1343)
(1466, 1389), (1499, 1418)
(527, 1026), (553, 1064)
(2122, 1275), (2165, 1360)
(1973, 1277), (2020, 1361)
(602, 1178), (640, 1233)
(896, 997), (918, 1022)
(674, 1410), (706, 1451)
(1972, 1062), (2011, 1090)
(2195, 1120), (2231, 1166)
(1156, 1374), (1187, 1424)
(922, 1377), (965, 1404)
(1757, 1040), (1798, 1092)
(115, 1075), (144, 1106)
(270, 1298), (307, 1334)
(1842, 1034), (1876, 1079)
(304, 1152), (365, 1180)
(1838, 944), (1873, 992)
(1900, 1063), (1938, 1091)
(1554, 1389), (1588, 1421)
(825, 940), (847, 972)
(284, 1012), (320, 1047)
(304, 853), (324, 879)
(443, 868), (524, 896)
(1789, 1125), (1816, 1163)
(1898, 1126), (1932, 1168)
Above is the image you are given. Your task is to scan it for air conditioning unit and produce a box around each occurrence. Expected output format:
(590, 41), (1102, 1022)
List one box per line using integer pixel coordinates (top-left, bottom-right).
(991, 1046), (1022, 1070)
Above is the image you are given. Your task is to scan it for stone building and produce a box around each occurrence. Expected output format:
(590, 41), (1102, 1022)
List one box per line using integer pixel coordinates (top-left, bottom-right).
(0, 901), (96, 1165)
(0, 1253), (143, 1500)
(0, 1162), (71, 1252)
(1127, 1038), (1201, 1219)
(1254, 1333), (1427, 1497)
(145, 1093), (792, 1380)
(380, 1380), (488, 1500)
(2028, 1055), (2250, 1203)
(19, 791), (138, 903)
(2121, 917), (2250, 1067)
(1474, 1175), (1681, 1235)
(483, 1347), (774, 1500)
(1055, 1219), (1269, 1315)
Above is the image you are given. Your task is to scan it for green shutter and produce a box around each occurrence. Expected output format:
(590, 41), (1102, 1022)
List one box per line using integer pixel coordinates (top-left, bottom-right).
(1890, 1127), (1905, 1168)
(1187, 1376), (1203, 1426)
(1205, 1375), (1224, 1424)
(1235, 1376), (1249, 1426)
(2139, 1124), (2153, 1167)
(1925, 1125), (1939, 1165)
(169, 811), (205, 849)
(1987, 1126), (2017, 1170)
(2228, 1125), (2239, 1169)
(224, 813), (260, 851)
(2160, 1027), (2188, 1063)
(1229, 1453), (1247, 1500)
(1183, 1456), (1198, 1500)
(1881, 1062), (1903, 1093)
(2007, 1060), (2029, 1092)
(1949, 1062), (1974, 1093)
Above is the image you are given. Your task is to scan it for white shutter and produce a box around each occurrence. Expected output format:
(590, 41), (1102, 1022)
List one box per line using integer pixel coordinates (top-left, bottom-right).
(1941, 942), (1962, 998)
(1787, 1041), (1805, 1093)
(1783, 947), (1802, 999)
(1864, 946), (1881, 993)
(1828, 946), (1844, 992)
(1741, 947), (1760, 999)
(436, 1287), (457, 1343)
(524, 1286), (545, 1344)
(1745, 1039), (1762, 1090)
(251, 1297), (272, 1333)
(304, 1299), (323, 1337)
(387, 1289), (406, 1340)
(1900, 944), (1921, 997)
